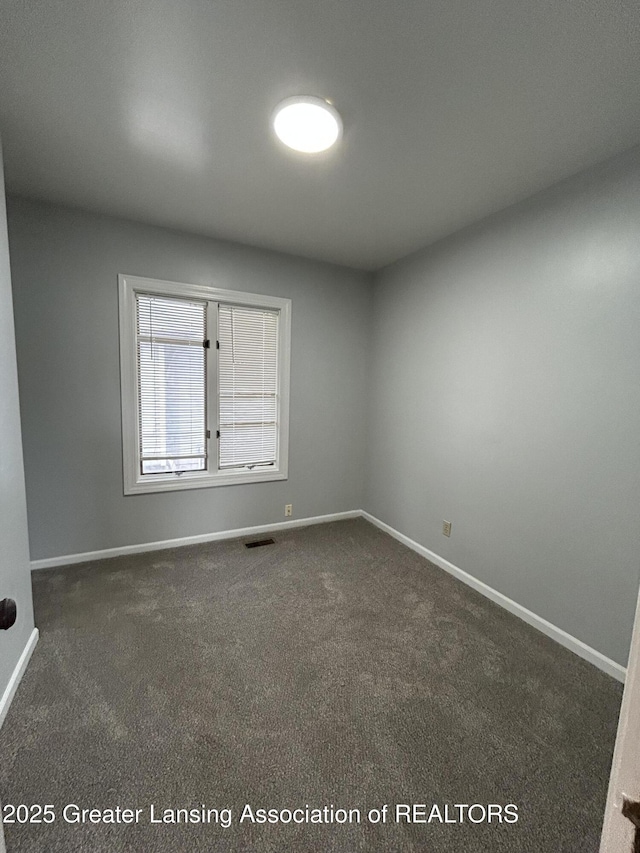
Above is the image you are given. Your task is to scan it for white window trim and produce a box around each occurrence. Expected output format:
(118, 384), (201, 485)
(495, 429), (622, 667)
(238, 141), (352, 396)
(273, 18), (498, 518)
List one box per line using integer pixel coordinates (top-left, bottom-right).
(118, 274), (291, 495)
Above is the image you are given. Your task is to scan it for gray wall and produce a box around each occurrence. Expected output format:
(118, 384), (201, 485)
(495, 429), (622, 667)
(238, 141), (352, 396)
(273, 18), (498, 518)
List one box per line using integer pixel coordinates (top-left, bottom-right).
(7, 198), (372, 560)
(365, 146), (640, 667)
(0, 141), (35, 698)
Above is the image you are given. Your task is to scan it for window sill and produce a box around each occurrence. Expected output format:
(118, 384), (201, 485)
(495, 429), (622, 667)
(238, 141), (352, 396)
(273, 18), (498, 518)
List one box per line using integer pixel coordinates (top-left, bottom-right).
(123, 468), (287, 495)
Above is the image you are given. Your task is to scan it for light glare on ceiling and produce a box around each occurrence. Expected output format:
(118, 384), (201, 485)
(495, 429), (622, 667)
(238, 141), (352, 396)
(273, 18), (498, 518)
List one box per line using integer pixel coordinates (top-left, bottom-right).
(272, 96), (342, 153)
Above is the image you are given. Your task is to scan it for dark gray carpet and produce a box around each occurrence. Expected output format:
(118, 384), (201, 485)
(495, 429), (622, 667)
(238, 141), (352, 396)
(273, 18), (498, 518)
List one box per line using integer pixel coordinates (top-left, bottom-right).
(0, 518), (622, 852)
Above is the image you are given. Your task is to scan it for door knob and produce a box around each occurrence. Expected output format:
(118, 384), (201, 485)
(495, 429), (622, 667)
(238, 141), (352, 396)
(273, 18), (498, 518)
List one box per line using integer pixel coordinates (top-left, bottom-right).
(622, 799), (640, 853)
(0, 598), (17, 630)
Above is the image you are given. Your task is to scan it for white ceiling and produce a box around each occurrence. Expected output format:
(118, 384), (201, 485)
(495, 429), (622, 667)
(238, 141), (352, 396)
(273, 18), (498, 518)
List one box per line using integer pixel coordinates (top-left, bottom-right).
(1, 0), (639, 270)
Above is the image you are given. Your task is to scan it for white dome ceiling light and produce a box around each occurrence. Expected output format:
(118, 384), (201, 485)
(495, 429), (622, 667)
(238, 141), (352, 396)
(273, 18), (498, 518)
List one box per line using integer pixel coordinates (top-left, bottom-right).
(272, 96), (342, 154)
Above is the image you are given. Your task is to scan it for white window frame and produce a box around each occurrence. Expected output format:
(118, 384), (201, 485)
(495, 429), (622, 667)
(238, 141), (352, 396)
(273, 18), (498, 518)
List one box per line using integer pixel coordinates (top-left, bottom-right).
(119, 274), (291, 495)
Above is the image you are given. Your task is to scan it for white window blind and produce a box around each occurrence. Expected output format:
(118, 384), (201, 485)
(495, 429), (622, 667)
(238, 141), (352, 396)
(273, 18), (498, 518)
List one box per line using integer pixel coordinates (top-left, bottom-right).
(136, 294), (207, 475)
(218, 304), (279, 469)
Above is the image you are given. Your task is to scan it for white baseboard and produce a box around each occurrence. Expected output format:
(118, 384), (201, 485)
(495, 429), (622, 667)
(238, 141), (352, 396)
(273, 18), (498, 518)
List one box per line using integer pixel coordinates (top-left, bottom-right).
(0, 628), (39, 729)
(361, 511), (626, 683)
(30, 510), (361, 570)
(29, 508), (626, 683)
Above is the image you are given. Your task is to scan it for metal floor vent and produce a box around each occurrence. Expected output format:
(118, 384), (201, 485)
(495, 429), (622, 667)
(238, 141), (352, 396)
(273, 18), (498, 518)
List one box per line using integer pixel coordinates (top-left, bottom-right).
(245, 538), (275, 549)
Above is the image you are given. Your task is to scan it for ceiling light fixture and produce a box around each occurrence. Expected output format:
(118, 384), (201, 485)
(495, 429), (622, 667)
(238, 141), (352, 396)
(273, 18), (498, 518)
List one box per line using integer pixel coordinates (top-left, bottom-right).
(272, 96), (342, 154)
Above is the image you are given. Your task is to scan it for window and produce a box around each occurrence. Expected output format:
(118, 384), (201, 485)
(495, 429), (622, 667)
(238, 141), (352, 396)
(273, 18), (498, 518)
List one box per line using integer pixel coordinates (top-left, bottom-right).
(119, 275), (290, 494)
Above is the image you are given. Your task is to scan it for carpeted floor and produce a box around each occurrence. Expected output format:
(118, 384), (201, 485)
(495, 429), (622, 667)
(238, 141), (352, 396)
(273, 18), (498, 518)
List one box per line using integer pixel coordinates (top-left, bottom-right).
(0, 518), (622, 852)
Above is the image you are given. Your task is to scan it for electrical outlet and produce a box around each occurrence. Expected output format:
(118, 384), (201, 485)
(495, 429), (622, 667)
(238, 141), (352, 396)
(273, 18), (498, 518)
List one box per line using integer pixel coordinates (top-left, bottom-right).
(442, 520), (452, 537)
(285, 504), (293, 517)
